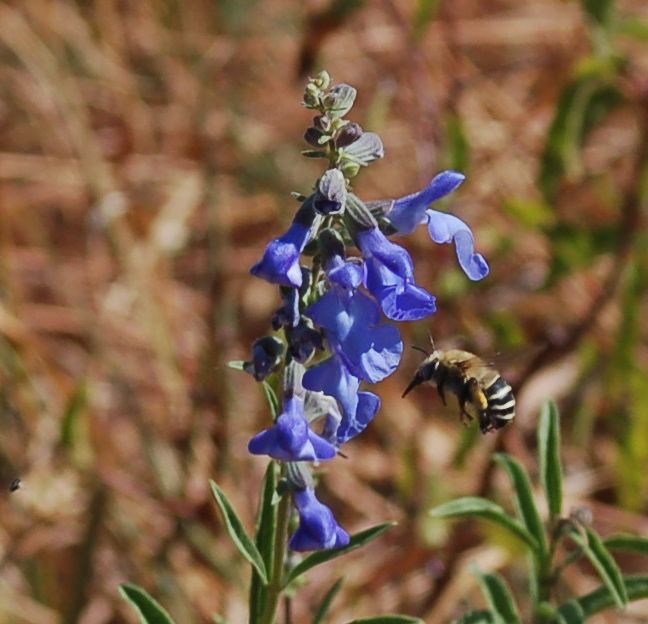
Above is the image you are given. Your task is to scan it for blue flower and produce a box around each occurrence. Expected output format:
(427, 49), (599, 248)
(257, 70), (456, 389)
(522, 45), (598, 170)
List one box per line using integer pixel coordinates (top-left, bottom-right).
(289, 487), (350, 551)
(426, 211), (489, 280)
(387, 170), (465, 234)
(251, 202), (318, 287)
(248, 395), (337, 461)
(306, 279), (402, 383)
(355, 227), (436, 322)
(385, 172), (489, 281)
(303, 356), (380, 444)
(286, 319), (323, 363)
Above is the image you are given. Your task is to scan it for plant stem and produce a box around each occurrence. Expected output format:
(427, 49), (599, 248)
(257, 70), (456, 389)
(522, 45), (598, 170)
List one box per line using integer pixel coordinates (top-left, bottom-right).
(260, 471), (292, 624)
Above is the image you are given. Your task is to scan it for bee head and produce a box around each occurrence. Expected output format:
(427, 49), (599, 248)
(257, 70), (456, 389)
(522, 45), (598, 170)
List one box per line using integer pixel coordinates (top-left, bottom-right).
(402, 346), (439, 398)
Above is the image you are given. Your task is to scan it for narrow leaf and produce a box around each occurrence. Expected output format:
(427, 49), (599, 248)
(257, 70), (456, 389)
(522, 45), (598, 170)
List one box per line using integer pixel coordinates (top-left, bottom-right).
(119, 584), (176, 624)
(249, 462), (278, 620)
(209, 480), (268, 584)
(227, 360), (245, 371)
(494, 454), (548, 556)
(285, 522), (394, 586)
(557, 575), (648, 618)
(538, 400), (563, 520)
(569, 527), (627, 607)
(476, 571), (522, 624)
(344, 616), (424, 624)
(313, 578), (344, 624)
(430, 497), (539, 553)
(605, 533), (648, 555)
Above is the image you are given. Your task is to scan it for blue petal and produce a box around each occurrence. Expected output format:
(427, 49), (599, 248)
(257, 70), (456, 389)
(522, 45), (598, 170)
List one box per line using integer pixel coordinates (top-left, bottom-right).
(336, 391), (380, 443)
(387, 170), (466, 234)
(326, 256), (365, 292)
(426, 210), (490, 280)
(357, 228), (415, 281)
(248, 396), (336, 461)
(376, 283), (436, 321)
(289, 488), (350, 551)
(303, 357), (359, 421)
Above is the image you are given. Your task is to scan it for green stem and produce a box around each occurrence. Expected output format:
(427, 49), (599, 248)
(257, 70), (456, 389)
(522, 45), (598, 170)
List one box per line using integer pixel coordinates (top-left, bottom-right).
(260, 471), (292, 624)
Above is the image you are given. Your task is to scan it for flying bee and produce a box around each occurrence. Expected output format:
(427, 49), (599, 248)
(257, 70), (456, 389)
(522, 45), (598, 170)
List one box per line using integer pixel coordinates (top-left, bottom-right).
(402, 346), (515, 434)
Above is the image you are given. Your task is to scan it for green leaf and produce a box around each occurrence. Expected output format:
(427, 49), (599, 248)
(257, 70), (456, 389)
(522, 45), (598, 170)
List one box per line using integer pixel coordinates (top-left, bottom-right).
(445, 113), (470, 172)
(262, 381), (280, 419)
(538, 400), (563, 520)
(249, 462), (278, 620)
(557, 575), (648, 617)
(285, 522), (394, 586)
(605, 533), (648, 555)
(430, 497), (539, 553)
(119, 583), (176, 624)
(569, 526), (627, 608)
(452, 610), (497, 624)
(313, 578), (344, 624)
(344, 617), (424, 624)
(209, 480), (268, 584)
(227, 360), (245, 370)
(476, 571), (522, 624)
(494, 454), (548, 556)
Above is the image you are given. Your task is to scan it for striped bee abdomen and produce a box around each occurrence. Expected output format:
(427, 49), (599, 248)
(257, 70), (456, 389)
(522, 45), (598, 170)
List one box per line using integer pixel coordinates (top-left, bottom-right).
(484, 376), (516, 429)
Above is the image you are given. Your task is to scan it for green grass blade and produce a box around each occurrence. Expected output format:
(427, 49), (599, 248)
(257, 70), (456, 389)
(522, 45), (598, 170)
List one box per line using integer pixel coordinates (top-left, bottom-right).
(119, 584), (176, 624)
(453, 610), (497, 624)
(494, 454), (548, 556)
(209, 480), (268, 584)
(249, 462), (278, 621)
(285, 522), (394, 586)
(476, 571), (522, 624)
(538, 400), (563, 521)
(430, 497), (539, 554)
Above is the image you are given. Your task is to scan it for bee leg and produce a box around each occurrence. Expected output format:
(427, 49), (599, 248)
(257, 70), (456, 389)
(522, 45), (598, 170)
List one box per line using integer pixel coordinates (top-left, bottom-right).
(466, 379), (490, 433)
(436, 369), (448, 406)
(457, 383), (474, 425)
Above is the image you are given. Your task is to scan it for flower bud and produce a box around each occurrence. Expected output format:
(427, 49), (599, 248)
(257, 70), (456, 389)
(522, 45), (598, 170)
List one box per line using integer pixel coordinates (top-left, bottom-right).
(312, 70), (331, 90)
(313, 169), (347, 215)
(243, 336), (284, 381)
(322, 84), (357, 118)
(335, 122), (363, 147)
(340, 160), (361, 179)
(304, 127), (325, 147)
(303, 83), (320, 108)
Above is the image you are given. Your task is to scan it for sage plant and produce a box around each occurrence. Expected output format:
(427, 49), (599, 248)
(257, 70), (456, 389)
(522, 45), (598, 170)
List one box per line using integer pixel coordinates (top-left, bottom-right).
(223, 71), (488, 622)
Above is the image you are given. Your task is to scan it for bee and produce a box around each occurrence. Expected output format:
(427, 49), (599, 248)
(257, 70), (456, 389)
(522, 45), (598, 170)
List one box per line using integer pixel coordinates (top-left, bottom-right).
(402, 347), (515, 434)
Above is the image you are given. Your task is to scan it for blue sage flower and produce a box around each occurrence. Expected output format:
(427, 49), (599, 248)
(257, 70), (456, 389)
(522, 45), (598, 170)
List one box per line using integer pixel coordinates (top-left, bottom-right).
(251, 201), (319, 288)
(385, 171), (489, 281)
(355, 227), (436, 322)
(303, 356), (380, 445)
(289, 487), (350, 551)
(286, 319), (323, 363)
(248, 395), (337, 462)
(306, 271), (402, 383)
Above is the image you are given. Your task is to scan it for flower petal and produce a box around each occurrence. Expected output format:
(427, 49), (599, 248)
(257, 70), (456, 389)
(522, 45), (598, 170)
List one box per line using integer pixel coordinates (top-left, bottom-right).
(387, 170), (466, 234)
(336, 391), (380, 443)
(289, 488), (350, 551)
(426, 210), (489, 280)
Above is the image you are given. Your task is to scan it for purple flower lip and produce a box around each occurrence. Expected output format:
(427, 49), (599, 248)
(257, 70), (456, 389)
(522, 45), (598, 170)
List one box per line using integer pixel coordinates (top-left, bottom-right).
(248, 395), (337, 462)
(250, 202), (319, 287)
(289, 487), (350, 551)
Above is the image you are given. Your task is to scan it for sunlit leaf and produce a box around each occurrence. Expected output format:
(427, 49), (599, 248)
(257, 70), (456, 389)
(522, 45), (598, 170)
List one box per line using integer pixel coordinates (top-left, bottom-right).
(209, 480), (268, 584)
(538, 400), (563, 520)
(494, 454), (548, 556)
(119, 584), (176, 624)
(569, 526), (627, 608)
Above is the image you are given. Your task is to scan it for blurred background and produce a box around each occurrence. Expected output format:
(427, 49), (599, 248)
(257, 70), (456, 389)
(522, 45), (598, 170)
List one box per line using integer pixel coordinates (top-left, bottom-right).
(1, 0), (647, 622)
